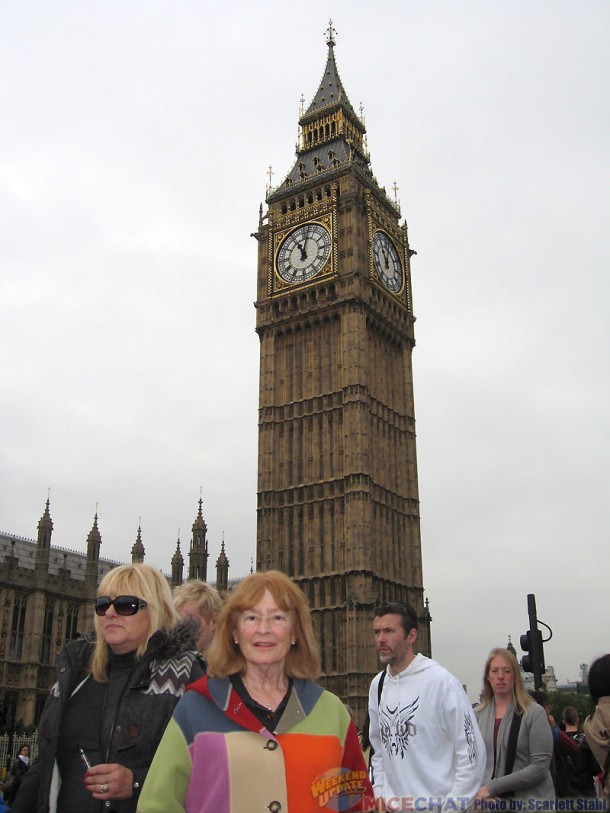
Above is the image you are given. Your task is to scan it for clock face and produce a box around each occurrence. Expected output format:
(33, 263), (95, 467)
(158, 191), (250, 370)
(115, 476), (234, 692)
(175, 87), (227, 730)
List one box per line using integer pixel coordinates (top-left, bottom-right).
(372, 231), (403, 293)
(276, 222), (331, 284)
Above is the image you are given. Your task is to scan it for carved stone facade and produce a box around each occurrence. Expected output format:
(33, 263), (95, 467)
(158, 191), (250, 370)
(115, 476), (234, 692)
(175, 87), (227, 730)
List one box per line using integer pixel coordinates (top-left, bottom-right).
(0, 496), (229, 729)
(0, 502), (117, 729)
(254, 26), (430, 724)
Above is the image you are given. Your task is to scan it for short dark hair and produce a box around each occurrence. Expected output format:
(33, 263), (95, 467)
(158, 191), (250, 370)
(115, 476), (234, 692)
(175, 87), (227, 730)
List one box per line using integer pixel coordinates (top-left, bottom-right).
(373, 602), (418, 635)
(588, 654), (610, 704)
(562, 706), (579, 726)
(530, 689), (549, 708)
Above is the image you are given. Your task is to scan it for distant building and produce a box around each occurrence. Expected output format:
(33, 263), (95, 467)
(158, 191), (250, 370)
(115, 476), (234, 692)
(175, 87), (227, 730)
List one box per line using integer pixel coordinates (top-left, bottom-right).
(554, 663), (590, 694)
(0, 495), (230, 729)
(522, 664), (558, 693)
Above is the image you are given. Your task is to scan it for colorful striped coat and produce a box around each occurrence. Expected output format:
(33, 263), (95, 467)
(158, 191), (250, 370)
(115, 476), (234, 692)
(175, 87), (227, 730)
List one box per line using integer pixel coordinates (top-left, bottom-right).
(137, 674), (374, 813)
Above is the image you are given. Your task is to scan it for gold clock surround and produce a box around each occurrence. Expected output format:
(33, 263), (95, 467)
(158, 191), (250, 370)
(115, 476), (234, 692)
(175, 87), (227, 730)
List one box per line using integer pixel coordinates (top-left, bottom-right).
(271, 212), (335, 294)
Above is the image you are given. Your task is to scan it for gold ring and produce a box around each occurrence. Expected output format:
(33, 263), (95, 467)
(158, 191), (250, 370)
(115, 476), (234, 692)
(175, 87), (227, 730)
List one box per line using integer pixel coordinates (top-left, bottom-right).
(101, 783), (109, 794)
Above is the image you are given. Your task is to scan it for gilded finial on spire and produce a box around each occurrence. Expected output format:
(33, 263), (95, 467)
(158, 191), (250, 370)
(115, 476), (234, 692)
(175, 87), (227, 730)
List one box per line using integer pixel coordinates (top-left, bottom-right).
(393, 181), (399, 204)
(299, 93), (305, 116)
(325, 19), (337, 47)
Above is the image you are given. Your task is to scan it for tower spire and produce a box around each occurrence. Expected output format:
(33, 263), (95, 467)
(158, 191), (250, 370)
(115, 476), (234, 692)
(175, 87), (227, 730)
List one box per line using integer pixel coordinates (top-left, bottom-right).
(35, 494), (53, 575)
(36, 496), (53, 551)
(86, 510), (101, 564)
(215, 532), (229, 594)
(302, 24), (359, 123)
(85, 508), (102, 588)
(131, 521), (145, 563)
(189, 490), (209, 581)
(171, 531), (184, 586)
(269, 22), (369, 199)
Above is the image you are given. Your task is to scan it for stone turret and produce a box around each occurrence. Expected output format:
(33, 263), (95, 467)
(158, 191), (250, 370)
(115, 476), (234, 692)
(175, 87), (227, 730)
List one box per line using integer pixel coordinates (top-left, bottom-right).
(171, 534), (184, 586)
(131, 524), (145, 563)
(189, 494), (208, 581)
(35, 496), (53, 574)
(216, 535), (229, 593)
(85, 510), (102, 589)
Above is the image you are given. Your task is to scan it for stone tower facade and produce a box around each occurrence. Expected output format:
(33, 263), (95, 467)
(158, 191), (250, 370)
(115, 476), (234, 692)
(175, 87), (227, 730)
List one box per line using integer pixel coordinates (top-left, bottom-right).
(254, 24), (430, 723)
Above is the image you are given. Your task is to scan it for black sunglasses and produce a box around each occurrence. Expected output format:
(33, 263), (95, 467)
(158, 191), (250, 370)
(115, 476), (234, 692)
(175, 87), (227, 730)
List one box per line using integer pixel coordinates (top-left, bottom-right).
(95, 595), (148, 617)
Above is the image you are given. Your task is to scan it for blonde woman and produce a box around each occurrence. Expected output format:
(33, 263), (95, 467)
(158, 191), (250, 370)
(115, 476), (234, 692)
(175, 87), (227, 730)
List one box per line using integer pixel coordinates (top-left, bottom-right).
(475, 647), (554, 802)
(13, 564), (204, 813)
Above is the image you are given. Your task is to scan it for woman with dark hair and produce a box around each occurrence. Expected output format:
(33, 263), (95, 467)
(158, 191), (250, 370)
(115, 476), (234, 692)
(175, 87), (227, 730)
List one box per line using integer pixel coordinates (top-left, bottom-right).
(137, 570), (374, 813)
(583, 654), (610, 799)
(12, 564), (204, 813)
(474, 647), (554, 802)
(3, 745), (30, 805)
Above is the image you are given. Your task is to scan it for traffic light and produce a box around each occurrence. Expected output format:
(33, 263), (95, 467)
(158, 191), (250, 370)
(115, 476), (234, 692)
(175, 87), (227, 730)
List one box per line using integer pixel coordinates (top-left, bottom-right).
(520, 629), (545, 675)
(520, 594), (546, 690)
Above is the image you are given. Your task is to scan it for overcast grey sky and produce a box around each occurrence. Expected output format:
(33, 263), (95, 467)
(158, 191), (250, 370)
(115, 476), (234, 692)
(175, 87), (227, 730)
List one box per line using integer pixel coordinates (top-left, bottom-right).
(1, 0), (608, 700)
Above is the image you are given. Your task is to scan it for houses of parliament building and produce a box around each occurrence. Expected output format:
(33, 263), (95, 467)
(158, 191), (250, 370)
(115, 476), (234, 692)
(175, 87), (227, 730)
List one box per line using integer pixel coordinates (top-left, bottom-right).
(0, 496), (228, 730)
(2, 22), (430, 731)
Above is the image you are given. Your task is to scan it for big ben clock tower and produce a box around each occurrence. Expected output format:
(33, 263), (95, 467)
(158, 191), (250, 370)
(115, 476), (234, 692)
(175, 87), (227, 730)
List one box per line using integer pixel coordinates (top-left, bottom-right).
(254, 22), (430, 722)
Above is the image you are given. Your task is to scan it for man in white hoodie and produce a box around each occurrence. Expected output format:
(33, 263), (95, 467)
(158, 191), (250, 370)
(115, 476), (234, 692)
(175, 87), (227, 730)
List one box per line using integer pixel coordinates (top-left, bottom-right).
(368, 602), (485, 812)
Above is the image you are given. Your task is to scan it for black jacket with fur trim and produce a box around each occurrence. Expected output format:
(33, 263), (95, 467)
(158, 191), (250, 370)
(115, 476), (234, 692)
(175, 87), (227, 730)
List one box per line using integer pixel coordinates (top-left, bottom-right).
(12, 622), (205, 813)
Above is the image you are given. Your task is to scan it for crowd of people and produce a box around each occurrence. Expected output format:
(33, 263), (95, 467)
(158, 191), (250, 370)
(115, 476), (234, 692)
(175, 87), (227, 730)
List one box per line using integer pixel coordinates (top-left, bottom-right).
(2, 567), (608, 812)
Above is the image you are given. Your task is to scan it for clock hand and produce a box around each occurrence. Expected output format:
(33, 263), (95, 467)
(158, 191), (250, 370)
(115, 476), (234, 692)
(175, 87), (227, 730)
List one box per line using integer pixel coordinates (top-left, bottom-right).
(382, 247), (390, 269)
(304, 225), (311, 259)
(297, 241), (308, 261)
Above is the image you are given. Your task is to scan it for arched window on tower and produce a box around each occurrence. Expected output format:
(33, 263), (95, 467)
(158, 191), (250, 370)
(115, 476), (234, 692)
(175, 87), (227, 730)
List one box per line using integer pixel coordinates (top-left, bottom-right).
(9, 596), (27, 660)
(65, 604), (79, 642)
